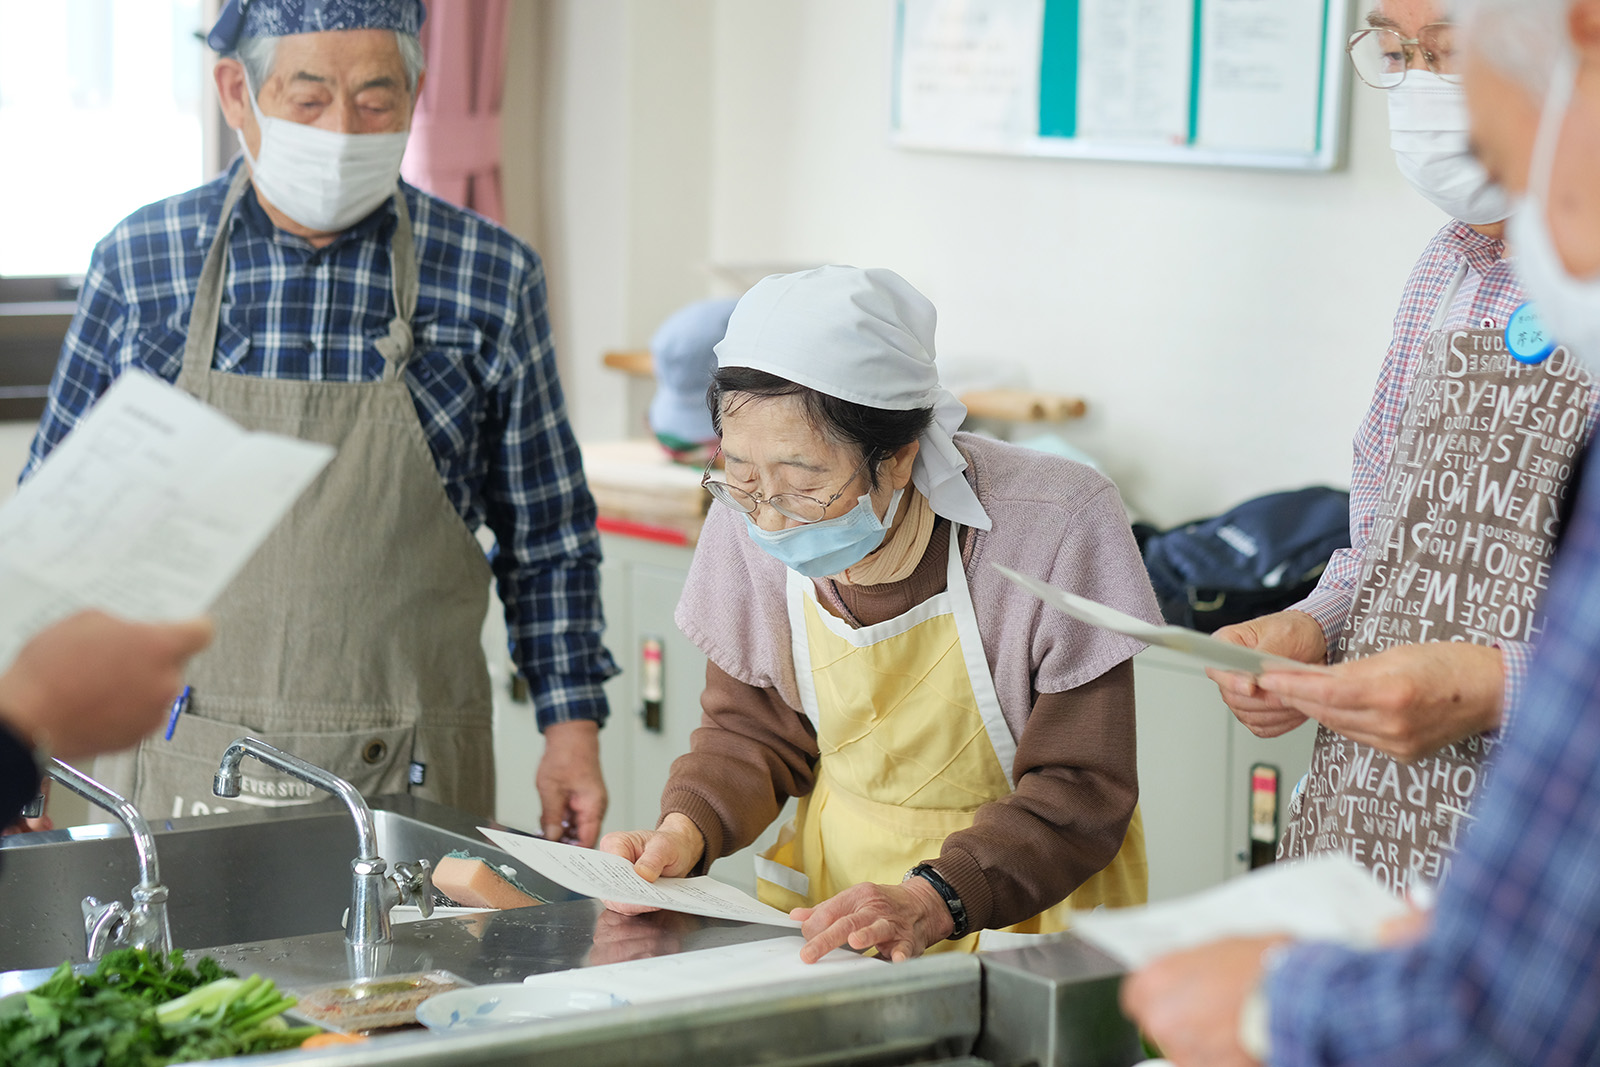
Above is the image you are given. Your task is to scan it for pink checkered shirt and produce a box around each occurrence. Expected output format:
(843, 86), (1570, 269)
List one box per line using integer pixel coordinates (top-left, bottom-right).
(1293, 221), (1600, 718)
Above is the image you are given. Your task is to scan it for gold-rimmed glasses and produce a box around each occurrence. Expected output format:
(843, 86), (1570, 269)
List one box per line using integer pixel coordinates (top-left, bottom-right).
(700, 450), (872, 523)
(1347, 23), (1459, 88)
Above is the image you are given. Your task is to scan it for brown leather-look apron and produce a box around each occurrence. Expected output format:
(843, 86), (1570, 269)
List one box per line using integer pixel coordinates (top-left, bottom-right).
(95, 168), (496, 820)
(1281, 265), (1593, 892)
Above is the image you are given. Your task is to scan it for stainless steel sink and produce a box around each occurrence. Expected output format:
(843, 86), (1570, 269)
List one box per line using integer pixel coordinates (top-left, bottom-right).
(0, 795), (578, 972)
(0, 794), (1142, 1067)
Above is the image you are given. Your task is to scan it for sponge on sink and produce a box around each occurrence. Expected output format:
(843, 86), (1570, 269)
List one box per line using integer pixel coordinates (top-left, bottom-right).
(434, 850), (543, 910)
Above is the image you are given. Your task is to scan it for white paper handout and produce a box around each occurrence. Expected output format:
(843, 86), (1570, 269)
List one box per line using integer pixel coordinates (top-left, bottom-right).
(479, 828), (802, 929)
(1071, 855), (1412, 970)
(0, 371), (333, 670)
(1075, 0), (1193, 145)
(895, 0), (1046, 149)
(1194, 0), (1326, 154)
(992, 563), (1328, 676)
(521, 936), (877, 1002)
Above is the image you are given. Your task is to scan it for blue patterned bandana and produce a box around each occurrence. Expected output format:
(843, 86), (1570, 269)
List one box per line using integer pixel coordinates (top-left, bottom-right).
(208, 0), (426, 52)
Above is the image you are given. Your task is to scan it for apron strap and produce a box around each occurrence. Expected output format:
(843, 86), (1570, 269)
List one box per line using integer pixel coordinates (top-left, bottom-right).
(180, 166), (254, 377)
(1427, 261), (1471, 334)
(374, 189), (420, 379)
(942, 523), (1017, 781)
(181, 171), (419, 381)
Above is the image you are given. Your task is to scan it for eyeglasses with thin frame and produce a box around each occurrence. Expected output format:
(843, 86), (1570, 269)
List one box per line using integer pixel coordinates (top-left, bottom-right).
(701, 449), (873, 524)
(1347, 23), (1459, 88)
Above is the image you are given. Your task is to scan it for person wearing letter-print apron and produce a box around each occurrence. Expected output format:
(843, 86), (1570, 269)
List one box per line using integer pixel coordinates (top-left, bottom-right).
(1282, 263), (1596, 893)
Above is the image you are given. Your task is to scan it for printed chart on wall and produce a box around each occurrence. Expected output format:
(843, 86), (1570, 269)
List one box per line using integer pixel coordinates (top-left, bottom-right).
(892, 0), (1352, 171)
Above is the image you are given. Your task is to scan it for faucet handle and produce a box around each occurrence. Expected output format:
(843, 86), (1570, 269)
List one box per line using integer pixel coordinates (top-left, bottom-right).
(389, 859), (435, 919)
(82, 896), (129, 960)
(20, 793), (44, 820)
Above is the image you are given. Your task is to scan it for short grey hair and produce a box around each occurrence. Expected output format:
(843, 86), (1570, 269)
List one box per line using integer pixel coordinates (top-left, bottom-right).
(233, 30), (425, 98)
(1453, 0), (1574, 97)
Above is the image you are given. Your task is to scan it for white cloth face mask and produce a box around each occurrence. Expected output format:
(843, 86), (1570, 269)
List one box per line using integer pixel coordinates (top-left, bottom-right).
(238, 81), (409, 234)
(1509, 57), (1600, 375)
(1388, 71), (1513, 225)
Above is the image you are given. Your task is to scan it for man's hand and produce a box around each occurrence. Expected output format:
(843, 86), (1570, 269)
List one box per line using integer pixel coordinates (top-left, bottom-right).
(536, 719), (607, 846)
(1255, 642), (1503, 762)
(1207, 611), (1327, 738)
(791, 877), (954, 963)
(1121, 935), (1287, 1067)
(596, 812), (705, 915)
(0, 611), (212, 761)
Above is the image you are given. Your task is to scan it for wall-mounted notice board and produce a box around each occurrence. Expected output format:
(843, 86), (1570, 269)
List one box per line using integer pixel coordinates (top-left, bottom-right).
(891, 0), (1353, 172)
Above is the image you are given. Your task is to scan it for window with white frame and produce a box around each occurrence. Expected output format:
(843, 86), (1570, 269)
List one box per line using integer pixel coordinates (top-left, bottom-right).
(0, 0), (207, 280)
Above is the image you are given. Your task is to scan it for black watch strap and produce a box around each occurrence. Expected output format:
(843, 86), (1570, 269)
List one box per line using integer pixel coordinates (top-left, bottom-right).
(906, 863), (970, 940)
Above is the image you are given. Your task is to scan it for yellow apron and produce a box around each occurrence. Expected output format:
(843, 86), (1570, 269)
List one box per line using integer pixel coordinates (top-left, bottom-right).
(754, 523), (1146, 953)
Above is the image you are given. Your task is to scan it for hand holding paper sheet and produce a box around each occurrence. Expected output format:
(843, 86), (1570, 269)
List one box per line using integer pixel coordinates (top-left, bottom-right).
(1071, 855), (1411, 969)
(992, 563), (1329, 676)
(478, 828), (802, 928)
(0, 372), (334, 671)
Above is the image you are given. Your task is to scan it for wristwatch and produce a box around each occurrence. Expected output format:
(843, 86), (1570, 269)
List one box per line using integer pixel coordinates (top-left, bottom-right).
(905, 863), (969, 940)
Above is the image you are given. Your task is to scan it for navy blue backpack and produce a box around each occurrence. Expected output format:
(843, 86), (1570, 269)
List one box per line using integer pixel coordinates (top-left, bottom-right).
(1133, 487), (1352, 633)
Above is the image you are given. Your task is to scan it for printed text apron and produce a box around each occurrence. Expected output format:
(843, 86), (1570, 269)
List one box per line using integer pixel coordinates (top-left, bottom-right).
(1282, 266), (1593, 891)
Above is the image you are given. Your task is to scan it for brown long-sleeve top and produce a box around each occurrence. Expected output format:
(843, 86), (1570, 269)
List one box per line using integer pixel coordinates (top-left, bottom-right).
(659, 517), (1140, 933)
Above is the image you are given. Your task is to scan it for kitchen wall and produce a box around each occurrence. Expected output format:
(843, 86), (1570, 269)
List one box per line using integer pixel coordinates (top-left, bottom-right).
(523, 0), (1455, 526)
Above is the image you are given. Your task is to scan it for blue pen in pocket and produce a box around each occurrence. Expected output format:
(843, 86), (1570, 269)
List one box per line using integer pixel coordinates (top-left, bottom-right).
(165, 686), (192, 741)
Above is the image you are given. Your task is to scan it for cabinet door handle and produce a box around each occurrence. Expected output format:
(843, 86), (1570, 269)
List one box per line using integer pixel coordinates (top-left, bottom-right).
(1249, 763), (1280, 869)
(640, 636), (664, 733)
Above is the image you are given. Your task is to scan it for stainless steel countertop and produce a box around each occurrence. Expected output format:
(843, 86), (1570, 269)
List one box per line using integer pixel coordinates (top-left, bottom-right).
(0, 796), (1138, 1067)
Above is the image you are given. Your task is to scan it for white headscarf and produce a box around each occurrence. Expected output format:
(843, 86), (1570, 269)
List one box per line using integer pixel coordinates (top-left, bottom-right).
(713, 265), (991, 530)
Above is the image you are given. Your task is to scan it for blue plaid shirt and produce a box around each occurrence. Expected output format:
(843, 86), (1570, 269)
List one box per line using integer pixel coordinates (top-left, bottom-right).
(27, 160), (617, 730)
(1267, 437), (1600, 1065)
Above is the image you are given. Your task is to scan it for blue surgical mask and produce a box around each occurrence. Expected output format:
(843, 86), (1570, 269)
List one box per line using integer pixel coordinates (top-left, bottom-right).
(744, 490), (903, 578)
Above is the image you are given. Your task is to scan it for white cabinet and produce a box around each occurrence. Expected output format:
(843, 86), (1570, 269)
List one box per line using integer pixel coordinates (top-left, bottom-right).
(593, 533), (779, 893)
(593, 536), (706, 836)
(1133, 646), (1317, 902)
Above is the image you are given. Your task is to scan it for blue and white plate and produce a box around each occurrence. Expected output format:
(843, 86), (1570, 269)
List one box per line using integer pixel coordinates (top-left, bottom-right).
(415, 984), (628, 1031)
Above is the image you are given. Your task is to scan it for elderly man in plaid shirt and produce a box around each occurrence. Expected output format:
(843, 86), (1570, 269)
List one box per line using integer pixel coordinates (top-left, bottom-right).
(1125, 0), (1600, 1063)
(1208, 0), (1600, 894)
(23, 0), (618, 843)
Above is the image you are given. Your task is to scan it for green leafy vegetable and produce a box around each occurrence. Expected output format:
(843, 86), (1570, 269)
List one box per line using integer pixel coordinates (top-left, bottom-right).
(0, 948), (320, 1067)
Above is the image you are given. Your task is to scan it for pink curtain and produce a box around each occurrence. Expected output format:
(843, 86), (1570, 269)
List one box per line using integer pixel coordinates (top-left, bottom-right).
(401, 0), (510, 223)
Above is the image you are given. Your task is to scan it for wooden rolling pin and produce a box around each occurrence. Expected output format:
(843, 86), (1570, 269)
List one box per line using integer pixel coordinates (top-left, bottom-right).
(959, 389), (1087, 422)
(603, 349), (654, 376)
(602, 352), (1087, 424)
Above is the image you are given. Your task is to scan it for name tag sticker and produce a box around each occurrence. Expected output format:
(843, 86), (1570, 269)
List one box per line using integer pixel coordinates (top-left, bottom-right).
(1506, 302), (1556, 364)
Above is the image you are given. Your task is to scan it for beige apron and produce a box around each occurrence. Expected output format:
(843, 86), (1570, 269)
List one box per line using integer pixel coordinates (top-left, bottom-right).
(1282, 265), (1593, 891)
(96, 168), (496, 820)
(754, 523), (1147, 954)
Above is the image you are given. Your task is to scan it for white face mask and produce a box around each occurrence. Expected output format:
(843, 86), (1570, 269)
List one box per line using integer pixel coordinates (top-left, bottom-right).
(1388, 71), (1513, 225)
(237, 81), (409, 234)
(1509, 56), (1600, 375)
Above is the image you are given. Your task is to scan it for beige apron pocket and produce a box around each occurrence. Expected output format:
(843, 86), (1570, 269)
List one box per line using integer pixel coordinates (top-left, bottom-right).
(133, 712), (415, 822)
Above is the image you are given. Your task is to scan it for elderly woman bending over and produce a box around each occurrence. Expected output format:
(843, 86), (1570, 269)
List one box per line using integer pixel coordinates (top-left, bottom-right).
(601, 266), (1157, 961)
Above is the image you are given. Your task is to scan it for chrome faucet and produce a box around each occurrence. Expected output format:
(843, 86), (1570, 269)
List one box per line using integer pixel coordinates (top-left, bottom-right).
(212, 737), (433, 948)
(44, 759), (172, 961)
